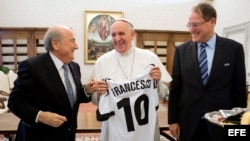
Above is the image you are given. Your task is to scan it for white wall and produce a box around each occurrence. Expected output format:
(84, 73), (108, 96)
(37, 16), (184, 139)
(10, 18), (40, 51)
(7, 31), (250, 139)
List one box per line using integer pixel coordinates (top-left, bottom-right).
(214, 0), (250, 79)
(214, 0), (250, 35)
(0, 0), (249, 83)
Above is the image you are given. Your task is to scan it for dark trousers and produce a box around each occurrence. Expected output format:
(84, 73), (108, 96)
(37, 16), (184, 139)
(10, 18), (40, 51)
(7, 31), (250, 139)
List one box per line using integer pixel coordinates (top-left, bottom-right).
(190, 119), (211, 141)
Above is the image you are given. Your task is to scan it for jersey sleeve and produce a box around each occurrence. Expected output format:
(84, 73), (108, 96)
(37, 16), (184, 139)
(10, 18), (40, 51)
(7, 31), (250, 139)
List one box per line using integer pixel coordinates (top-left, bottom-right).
(96, 90), (115, 121)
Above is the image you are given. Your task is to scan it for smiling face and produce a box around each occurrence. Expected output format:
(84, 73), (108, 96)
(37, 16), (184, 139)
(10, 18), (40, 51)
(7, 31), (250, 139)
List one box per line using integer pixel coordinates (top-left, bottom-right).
(110, 20), (135, 54)
(188, 10), (216, 43)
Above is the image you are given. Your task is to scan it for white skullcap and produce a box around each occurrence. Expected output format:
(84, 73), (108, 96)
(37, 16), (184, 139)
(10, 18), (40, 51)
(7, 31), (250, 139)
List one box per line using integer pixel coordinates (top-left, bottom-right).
(115, 18), (134, 28)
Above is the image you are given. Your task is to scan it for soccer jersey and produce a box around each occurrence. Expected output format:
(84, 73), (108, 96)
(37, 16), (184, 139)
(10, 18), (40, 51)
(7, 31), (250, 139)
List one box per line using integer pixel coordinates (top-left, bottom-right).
(96, 64), (159, 141)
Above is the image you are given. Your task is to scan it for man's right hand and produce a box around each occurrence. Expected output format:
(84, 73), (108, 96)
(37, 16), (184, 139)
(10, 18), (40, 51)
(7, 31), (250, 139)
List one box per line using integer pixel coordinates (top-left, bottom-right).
(169, 123), (180, 140)
(38, 111), (67, 127)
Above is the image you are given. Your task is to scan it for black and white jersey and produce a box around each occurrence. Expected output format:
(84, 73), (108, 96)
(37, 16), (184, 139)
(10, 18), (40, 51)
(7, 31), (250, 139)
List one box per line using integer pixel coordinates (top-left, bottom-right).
(96, 64), (159, 141)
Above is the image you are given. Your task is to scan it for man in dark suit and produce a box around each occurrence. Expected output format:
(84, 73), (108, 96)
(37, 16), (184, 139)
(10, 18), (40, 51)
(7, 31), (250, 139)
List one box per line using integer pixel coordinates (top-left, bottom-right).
(8, 25), (97, 141)
(168, 3), (247, 141)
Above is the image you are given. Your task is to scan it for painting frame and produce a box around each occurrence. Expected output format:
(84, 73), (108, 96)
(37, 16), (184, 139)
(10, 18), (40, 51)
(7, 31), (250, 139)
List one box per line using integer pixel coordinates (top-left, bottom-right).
(84, 11), (123, 64)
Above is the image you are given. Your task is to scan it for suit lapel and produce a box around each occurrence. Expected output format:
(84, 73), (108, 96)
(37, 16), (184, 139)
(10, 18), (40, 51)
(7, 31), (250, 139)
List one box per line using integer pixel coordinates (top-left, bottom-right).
(189, 42), (203, 83)
(187, 36), (227, 86)
(206, 36), (225, 86)
(44, 54), (72, 107)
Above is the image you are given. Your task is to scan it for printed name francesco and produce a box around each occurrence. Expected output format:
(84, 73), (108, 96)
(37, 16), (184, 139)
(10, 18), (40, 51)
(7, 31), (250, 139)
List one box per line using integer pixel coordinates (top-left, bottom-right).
(103, 78), (158, 97)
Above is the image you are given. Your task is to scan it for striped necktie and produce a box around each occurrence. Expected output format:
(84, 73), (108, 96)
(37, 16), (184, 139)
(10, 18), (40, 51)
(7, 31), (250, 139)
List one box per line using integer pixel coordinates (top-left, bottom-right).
(199, 43), (208, 85)
(63, 64), (75, 108)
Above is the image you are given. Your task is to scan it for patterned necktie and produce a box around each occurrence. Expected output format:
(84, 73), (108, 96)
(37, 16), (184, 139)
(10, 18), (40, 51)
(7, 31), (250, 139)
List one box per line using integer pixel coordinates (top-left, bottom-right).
(63, 64), (75, 108)
(199, 43), (208, 85)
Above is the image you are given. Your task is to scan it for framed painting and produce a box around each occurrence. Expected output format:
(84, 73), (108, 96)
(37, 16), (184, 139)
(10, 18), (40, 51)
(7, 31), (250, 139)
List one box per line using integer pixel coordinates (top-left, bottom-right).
(84, 11), (123, 64)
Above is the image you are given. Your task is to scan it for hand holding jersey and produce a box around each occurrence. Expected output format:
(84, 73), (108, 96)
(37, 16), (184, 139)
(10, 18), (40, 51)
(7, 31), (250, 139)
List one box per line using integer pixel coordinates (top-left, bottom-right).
(97, 65), (158, 141)
(93, 66), (161, 95)
(90, 18), (172, 141)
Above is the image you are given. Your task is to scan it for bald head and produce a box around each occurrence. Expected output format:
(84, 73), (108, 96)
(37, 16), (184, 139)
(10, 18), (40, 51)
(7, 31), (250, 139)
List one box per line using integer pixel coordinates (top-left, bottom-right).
(44, 25), (73, 52)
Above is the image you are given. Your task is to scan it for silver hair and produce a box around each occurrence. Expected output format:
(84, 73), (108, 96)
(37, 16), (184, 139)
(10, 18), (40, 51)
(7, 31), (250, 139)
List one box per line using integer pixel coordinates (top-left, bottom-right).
(43, 27), (63, 52)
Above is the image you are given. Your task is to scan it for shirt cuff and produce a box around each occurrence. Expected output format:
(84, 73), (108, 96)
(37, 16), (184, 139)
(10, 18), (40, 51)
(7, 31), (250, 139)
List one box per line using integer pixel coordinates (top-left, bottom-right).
(83, 85), (92, 97)
(35, 111), (41, 123)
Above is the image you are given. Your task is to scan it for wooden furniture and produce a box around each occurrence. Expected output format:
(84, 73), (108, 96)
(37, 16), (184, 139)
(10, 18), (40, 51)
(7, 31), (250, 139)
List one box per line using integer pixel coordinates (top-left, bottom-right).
(77, 111), (102, 133)
(0, 28), (47, 71)
(0, 112), (102, 134)
(0, 111), (102, 141)
(136, 30), (191, 75)
(1, 28), (191, 76)
(0, 111), (173, 140)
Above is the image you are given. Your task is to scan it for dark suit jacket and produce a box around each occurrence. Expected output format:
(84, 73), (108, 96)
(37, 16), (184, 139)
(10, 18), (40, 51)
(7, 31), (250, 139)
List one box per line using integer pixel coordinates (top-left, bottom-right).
(168, 35), (247, 141)
(8, 53), (91, 141)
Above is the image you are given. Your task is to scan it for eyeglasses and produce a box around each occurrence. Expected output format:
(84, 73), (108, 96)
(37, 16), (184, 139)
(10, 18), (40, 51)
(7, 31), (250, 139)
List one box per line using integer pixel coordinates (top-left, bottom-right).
(186, 20), (208, 28)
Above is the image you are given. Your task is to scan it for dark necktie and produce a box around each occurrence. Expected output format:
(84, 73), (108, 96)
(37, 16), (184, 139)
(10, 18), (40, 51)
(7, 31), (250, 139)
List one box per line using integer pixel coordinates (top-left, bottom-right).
(199, 43), (208, 85)
(63, 64), (75, 108)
